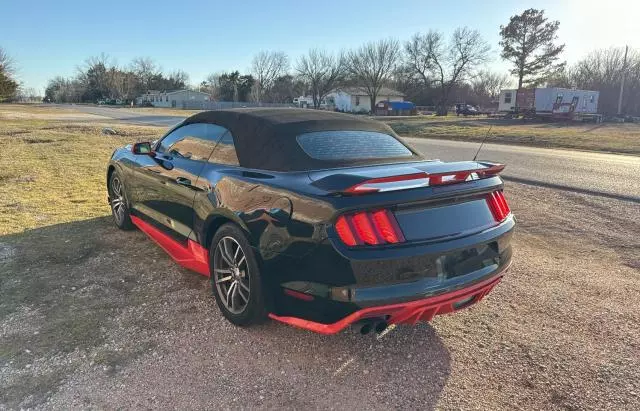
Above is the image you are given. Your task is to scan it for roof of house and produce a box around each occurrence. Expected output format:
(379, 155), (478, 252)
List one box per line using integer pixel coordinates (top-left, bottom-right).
(336, 87), (405, 97)
(143, 89), (210, 95)
(166, 89), (210, 95)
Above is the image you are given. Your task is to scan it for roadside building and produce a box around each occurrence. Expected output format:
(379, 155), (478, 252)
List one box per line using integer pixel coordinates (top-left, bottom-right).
(137, 89), (211, 108)
(328, 87), (405, 113)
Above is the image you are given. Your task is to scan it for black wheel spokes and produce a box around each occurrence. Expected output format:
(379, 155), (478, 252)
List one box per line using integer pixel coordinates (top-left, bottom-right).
(214, 237), (250, 314)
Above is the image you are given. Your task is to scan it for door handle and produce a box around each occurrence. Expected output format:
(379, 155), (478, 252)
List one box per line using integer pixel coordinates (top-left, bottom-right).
(175, 177), (192, 186)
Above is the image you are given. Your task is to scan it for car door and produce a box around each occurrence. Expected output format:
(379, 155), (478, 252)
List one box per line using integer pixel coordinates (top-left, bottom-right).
(130, 122), (228, 241)
(190, 129), (242, 243)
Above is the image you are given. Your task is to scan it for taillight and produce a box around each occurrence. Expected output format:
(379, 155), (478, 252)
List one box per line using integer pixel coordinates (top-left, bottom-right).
(487, 191), (511, 222)
(334, 210), (405, 247)
(335, 216), (358, 246)
(371, 210), (403, 243)
(351, 213), (381, 245)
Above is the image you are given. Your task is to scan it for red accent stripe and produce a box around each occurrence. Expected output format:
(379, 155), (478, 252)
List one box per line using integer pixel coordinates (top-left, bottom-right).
(476, 163), (505, 177)
(130, 215), (210, 276)
(268, 271), (506, 335)
(284, 289), (315, 301)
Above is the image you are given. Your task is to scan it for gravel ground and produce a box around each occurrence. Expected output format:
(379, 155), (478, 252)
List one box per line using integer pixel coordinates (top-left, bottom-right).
(1, 182), (639, 410)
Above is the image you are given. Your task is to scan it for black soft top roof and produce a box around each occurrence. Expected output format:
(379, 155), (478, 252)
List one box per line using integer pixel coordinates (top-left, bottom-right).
(182, 108), (419, 171)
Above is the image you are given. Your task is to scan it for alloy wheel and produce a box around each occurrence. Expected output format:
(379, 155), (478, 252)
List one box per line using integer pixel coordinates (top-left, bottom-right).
(213, 236), (251, 314)
(110, 176), (126, 224)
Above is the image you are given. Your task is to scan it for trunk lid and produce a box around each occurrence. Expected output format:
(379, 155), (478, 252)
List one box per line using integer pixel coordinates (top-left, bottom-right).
(312, 161), (509, 244)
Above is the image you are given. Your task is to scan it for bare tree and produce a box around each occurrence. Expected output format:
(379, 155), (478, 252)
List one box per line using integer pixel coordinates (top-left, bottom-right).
(168, 70), (190, 88)
(203, 72), (222, 99)
(295, 49), (344, 109)
(544, 64), (573, 88)
(77, 53), (114, 101)
(344, 39), (400, 114)
(130, 56), (159, 92)
(405, 28), (490, 115)
(0, 46), (18, 101)
(471, 70), (512, 106)
(251, 51), (289, 102)
(107, 68), (138, 101)
(44, 76), (85, 103)
(404, 34), (434, 86)
(0, 46), (15, 75)
(570, 47), (640, 116)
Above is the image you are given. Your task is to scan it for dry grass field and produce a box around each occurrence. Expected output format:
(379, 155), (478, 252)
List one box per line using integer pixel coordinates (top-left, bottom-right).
(385, 116), (640, 155)
(0, 106), (163, 235)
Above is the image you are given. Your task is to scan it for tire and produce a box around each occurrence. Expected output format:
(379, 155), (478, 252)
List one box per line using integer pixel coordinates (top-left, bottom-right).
(108, 171), (134, 230)
(209, 223), (268, 326)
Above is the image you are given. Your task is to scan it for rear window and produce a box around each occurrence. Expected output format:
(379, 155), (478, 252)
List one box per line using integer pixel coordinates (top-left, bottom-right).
(296, 130), (413, 161)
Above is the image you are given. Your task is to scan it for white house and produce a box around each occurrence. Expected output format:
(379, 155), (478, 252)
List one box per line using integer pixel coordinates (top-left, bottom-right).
(137, 89), (210, 108)
(328, 87), (405, 113)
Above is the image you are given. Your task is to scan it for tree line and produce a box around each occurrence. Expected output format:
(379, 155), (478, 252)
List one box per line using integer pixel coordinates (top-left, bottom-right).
(3, 8), (639, 116)
(0, 47), (18, 102)
(42, 55), (189, 104)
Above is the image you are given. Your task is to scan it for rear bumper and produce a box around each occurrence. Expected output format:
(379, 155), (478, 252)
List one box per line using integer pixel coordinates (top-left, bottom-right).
(266, 216), (514, 333)
(269, 269), (506, 335)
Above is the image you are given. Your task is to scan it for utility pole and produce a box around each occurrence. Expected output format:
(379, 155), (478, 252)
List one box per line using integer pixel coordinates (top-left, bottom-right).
(617, 45), (629, 116)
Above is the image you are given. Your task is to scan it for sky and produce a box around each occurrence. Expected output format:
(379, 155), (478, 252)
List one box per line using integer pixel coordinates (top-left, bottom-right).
(2, 0), (638, 93)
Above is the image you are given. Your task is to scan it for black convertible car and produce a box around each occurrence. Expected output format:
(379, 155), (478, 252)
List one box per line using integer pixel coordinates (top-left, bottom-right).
(107, 108), (514, 334)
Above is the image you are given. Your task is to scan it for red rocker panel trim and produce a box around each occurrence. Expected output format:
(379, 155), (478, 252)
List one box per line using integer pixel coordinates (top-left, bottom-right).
(268, 273), (505, 335)
(131, 215), (210, 277)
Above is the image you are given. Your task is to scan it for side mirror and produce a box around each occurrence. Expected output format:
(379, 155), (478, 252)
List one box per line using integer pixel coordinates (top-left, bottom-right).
(132, 142), (154, 156)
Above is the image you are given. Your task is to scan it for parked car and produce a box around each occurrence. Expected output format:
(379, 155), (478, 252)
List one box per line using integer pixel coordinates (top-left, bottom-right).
(455, 103), (481, 116)
(106, 109), (514, 334)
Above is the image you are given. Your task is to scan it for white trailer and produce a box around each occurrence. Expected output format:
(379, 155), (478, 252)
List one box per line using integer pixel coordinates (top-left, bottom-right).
(498, 87), (600, 118)
(531, 88), (599, 114)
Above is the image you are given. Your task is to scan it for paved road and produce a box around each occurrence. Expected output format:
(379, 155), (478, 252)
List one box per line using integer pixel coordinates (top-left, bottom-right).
(58, 104), (185, 127)
(60, 104), (640, 202)
(405, 137), (640, 203)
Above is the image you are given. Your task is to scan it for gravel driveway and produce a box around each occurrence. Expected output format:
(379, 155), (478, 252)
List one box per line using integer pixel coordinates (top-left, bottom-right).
(1, 181), (639, 410)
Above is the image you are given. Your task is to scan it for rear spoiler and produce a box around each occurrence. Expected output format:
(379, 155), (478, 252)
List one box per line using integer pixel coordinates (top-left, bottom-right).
(312, 162), (505, 195)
